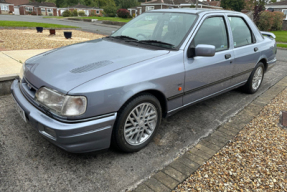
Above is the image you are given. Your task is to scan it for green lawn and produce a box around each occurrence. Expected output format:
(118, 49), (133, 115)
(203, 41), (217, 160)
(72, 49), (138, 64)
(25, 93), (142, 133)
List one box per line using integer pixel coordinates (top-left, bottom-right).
(43, 16), (132, 23)
(0, 21), (78, 28)
(277, 44), (287, 48)
(78, 16), (132, 23)
(271, 31), (287, 43)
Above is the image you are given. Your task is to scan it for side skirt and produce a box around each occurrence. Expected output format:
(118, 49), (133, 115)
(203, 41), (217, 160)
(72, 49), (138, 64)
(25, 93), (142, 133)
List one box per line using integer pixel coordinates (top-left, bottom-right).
(166, 81), (247, 117)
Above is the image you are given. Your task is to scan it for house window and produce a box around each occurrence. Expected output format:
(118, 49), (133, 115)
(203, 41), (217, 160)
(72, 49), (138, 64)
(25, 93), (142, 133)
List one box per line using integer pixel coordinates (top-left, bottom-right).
(41, 8), (45, 12)
(283, 9), (287, 20)
(47, 8), (52, 12)
(1, 5), (9, 11)
(146, 6), (154, 11)
(25, 7), (33, 12)
(96, 10), (99, 14)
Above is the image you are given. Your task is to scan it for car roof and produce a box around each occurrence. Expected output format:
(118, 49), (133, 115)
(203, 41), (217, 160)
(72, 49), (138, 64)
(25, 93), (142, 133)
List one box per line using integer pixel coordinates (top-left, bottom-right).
(151, 8), (241, 15)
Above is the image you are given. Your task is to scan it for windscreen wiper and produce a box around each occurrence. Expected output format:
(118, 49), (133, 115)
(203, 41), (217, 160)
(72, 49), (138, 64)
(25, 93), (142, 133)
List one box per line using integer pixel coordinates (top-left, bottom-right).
(138, 40), (175, 48)
(108, 35), (138, 42)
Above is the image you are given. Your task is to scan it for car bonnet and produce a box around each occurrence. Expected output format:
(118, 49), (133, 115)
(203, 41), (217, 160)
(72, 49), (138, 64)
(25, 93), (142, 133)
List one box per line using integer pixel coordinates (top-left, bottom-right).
(23, 39), (169, 94)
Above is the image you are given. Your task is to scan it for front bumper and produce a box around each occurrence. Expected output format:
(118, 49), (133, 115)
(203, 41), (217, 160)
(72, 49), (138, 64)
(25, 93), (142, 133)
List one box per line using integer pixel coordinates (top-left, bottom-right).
(11, 79), (117, 153)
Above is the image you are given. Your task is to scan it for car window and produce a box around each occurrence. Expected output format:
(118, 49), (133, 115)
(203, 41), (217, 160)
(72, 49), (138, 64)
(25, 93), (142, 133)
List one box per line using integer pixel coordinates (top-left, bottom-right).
(193, 17), (229, 52)
(112, 13), (197, 48)
(228, 17), (253, 48)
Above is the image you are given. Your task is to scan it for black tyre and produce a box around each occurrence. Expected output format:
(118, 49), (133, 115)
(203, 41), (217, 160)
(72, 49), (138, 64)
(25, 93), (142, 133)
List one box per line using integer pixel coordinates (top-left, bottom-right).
(241, 62), (265, 94)
(112, 94), (162, 153)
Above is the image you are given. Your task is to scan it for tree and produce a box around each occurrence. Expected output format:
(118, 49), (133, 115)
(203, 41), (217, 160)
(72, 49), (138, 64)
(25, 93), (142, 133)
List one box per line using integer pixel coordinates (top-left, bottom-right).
(115, 0), (139, 9)
(221, 0), (245, 12)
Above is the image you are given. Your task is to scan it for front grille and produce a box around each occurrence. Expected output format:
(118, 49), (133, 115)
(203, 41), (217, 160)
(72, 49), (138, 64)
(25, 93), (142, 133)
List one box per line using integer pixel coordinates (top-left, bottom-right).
(20, 78), (38, 100)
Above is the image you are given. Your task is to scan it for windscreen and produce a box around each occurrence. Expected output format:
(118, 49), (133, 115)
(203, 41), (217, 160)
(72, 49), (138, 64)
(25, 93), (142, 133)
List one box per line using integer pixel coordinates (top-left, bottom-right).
(112, 12), (197, 48)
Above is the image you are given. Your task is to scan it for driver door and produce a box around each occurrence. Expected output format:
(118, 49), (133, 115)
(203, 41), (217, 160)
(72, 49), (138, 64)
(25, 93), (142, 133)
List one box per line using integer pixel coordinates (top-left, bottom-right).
(183, 15), (235, 106)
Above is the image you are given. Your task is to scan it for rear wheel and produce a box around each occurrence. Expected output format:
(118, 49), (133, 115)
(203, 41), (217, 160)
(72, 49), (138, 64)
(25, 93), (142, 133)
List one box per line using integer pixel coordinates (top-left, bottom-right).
(112, 94), (162, 153)
(242, 62), (264, 94)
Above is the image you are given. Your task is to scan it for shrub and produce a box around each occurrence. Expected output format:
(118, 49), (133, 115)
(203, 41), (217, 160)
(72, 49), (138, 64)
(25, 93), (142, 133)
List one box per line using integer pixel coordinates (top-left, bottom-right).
(78, 11), (86, 16)
(117, 9), (130, 18)
(103, 5), (117, 17)
(31, 11), (37, 15)
(71, 9), (78, 17)
(257, 11), (285, 31)
(272, 11), (285, 31)
(90, 11), (95, 16)
(62, 10), (71, 17)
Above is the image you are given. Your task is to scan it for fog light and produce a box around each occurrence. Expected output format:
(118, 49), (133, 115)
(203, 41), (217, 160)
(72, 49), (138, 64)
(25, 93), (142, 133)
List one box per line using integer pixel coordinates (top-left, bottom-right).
(44, 127), (56, 138)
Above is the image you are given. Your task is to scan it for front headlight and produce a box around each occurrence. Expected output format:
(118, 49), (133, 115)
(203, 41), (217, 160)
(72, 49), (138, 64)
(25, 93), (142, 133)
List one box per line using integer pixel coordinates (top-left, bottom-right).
(19, 63), (25, 80)
(35, 87), (87, 116)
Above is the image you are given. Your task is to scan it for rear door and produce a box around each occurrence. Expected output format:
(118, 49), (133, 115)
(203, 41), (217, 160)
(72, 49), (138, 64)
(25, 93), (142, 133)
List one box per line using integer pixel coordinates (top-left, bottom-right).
(227, 15), (261, 85)
(183, 14), (234, 106)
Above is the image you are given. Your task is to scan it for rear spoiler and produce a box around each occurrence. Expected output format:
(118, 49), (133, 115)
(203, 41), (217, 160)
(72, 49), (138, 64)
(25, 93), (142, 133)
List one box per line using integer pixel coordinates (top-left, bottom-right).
(261, 31), (276, 39)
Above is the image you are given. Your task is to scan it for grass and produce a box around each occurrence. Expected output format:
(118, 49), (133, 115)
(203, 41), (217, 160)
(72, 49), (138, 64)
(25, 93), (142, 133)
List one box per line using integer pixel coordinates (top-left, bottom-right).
(78, 16), (132, 23)
(0, 21), (78, 28)
(270, 31), (287, 43)
(277, 44), (287, 48)
(43, 16), (132, 23)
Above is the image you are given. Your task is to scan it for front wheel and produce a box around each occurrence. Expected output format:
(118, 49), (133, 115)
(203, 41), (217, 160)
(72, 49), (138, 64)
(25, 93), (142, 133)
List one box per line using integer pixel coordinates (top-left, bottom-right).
(241, 62), (265, 94)
(112, 94), (162, 153)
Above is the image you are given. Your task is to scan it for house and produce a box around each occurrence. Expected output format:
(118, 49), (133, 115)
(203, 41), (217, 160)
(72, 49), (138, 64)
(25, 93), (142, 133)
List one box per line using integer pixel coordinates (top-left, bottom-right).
(204, 0), (221, 7)
(18, 2), (57, 16)
(5, 0), (28, 6)
(0, 0), (14, 14)
(265, 0), (287, 19)
(58, 4), (103, 16)
(265, 0), (287, 30)
(128, 0), (222, 17)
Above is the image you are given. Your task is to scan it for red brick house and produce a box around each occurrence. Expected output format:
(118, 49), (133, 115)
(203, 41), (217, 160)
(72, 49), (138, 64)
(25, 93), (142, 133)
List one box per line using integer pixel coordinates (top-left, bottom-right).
(58, 4), (103, 16)
(128, 0), (222, 17)
(18, 2), (57, 16)
(0, 0), (14, 14)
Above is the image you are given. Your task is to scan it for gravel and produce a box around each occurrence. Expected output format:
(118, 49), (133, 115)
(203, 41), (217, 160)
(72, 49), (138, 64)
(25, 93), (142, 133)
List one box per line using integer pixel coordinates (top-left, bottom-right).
(0, 29), (105, 50)
(174, 88), (287, 191)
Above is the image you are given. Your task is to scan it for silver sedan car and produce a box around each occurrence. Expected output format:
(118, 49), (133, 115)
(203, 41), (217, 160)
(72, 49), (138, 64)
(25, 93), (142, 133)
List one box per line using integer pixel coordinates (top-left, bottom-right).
(11, 9), (277, 153)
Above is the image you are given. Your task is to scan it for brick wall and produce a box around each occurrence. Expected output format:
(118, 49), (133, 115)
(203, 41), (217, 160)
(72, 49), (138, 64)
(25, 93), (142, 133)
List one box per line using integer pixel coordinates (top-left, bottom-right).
(5, 0), (29, 6)
(9, 5), (13, 12)
(19, 6), (24, 15)
(283, 20), (287, 30)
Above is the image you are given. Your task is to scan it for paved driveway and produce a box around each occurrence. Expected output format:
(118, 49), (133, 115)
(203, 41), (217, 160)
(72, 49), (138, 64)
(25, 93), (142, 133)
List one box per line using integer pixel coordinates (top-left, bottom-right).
(1, 50), (287, 192)
(0, 15), (119, 35)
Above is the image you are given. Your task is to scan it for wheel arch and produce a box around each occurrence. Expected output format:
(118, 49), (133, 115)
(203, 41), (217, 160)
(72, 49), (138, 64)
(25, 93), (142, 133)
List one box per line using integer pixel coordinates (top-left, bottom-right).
(258, 58), (268, 72)
(119, 89), (168, 118)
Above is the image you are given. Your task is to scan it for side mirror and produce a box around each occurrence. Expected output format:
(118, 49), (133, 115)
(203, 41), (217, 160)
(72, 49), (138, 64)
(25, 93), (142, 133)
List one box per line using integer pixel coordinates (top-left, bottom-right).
(188, 44), (216, 58)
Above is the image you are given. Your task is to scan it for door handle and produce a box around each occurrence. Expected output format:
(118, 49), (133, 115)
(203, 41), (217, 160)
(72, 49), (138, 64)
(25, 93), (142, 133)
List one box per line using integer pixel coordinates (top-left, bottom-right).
(225, 54), (231, 59)
(254, 47), (259, 52)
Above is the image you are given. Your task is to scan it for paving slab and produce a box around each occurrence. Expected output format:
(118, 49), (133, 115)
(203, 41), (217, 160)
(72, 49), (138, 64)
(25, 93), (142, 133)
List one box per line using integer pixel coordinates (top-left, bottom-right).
(0, 52), (22, 75)
(2, 49), (50, 63)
